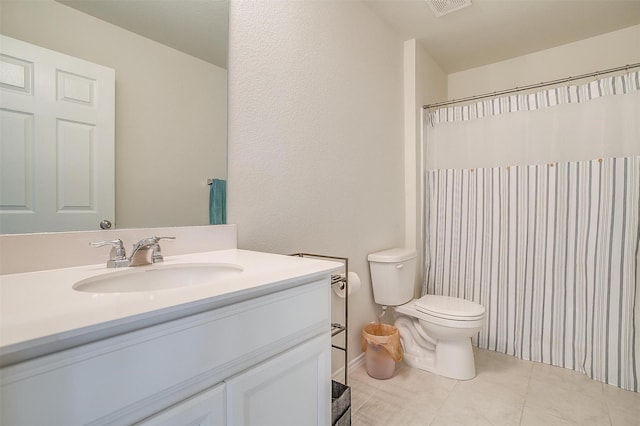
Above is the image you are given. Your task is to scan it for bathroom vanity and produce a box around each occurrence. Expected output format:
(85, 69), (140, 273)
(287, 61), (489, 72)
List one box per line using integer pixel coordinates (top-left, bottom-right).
(0, 247), (340, 425)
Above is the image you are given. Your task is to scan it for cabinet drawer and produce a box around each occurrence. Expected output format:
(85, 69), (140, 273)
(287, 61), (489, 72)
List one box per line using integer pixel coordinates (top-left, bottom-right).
(137, 383), (225, 426)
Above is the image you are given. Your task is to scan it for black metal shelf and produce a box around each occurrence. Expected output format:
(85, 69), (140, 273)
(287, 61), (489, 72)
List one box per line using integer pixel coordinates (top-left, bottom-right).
(291, 253), (349, 385)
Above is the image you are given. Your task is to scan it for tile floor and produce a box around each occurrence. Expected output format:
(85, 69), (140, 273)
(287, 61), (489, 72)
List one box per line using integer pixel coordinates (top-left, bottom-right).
(349, 348), (640, 425)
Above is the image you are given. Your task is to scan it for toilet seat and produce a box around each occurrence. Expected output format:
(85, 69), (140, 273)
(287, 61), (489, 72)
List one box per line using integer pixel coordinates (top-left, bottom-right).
(415, 295), (485, 321)
(395, 299), (484, 331)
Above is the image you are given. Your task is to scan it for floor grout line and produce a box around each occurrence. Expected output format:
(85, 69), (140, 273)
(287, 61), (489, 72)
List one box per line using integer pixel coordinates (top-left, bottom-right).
(348, 374), (382, 417)
(518, 356), (535, 425)
(427, 379), (460, 426)
(601, 382), (614, 426)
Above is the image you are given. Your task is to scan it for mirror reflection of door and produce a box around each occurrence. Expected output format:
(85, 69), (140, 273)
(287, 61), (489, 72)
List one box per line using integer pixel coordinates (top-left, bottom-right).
(0, 35), (115, 233)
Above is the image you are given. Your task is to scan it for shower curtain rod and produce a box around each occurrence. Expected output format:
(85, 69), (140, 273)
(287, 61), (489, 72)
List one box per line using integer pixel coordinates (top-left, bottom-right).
(423, 62), (640, 110)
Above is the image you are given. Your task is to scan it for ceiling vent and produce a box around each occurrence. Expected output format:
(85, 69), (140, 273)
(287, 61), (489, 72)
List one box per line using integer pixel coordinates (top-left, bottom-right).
(425, 0), (472, 17)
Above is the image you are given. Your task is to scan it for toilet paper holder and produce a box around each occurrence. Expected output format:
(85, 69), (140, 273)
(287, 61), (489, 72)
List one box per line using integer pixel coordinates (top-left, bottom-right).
(331, 272), (348, 289)
(290, 252), (350, 385)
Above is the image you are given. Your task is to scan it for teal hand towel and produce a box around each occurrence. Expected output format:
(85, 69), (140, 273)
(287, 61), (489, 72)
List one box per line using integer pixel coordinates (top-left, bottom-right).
(209, 179), (226, 225)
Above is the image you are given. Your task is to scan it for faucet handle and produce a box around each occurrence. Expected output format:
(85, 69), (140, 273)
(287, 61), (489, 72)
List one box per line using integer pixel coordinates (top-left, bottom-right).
(151, 236), (175, 263)
(154, 236), (176, 242)
(90, 239), (129, 268)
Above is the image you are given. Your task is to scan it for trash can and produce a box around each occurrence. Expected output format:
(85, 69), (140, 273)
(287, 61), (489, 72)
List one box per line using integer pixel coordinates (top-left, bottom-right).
(361, 323), (402, 379)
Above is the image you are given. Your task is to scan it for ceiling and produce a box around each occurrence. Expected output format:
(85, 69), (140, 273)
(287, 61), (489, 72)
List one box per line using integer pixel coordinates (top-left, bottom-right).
(55, 0), (640, 74)
(366, 0), (640, 73)
(57, 0), (228, 69)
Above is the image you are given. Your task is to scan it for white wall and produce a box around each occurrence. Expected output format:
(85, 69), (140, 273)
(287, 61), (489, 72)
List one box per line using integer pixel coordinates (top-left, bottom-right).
(448, 24), (640, 99)
(404, 40), (447, 294)
(228, 0), (405, 368)
(0, 0), (227, 229)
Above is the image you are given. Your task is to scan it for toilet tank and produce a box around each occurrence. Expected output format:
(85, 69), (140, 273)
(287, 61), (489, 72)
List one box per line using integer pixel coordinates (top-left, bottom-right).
(367, 248), (417, 306)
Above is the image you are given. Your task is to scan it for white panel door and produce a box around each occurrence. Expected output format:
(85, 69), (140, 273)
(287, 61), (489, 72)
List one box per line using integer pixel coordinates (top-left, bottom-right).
(0, 35), (115, 233)
(225, 333), (331, 426)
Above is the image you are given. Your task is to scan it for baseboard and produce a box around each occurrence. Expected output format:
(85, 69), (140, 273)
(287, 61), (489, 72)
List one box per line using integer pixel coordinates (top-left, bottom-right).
(332, 353), (365, 381)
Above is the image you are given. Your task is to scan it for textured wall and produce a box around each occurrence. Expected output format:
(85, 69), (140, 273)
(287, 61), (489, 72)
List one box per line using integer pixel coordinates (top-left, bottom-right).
(227, 1), (405, 367)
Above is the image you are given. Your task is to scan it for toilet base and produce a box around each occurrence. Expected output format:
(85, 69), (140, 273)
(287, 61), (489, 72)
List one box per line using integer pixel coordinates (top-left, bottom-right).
(435, 338), (476, 380)
(402, 337), (476, 380)
(395, 316), (478, 381)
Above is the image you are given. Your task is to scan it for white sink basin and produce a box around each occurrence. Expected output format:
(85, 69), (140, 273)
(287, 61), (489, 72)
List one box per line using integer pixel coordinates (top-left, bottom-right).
(73, 263), (243, 293)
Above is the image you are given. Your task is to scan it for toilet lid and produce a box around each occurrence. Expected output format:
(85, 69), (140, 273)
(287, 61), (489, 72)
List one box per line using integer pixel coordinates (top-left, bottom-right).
(415, 295), (485, 320)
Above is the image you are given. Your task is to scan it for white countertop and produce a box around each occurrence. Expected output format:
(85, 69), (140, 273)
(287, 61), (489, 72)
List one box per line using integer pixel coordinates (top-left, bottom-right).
(0, 249), (341, 366)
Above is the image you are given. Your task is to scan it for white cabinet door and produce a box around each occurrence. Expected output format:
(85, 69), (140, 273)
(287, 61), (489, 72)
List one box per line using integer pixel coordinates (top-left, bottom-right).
(0, 35), (115, 233)
(137, 383), (225, 426)
(225, 333), (330, 426)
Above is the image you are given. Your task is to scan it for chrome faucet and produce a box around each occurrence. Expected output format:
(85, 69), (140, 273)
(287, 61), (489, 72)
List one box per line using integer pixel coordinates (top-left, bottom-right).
(91, 236), (175, 268)
(128, 236), (175, 266)
(89, 239), (130, 268)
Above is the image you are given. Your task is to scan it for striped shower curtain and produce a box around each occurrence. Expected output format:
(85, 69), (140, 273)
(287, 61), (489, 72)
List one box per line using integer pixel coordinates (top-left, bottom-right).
(423, 70), (640, 391)
(424, 158), (639, 391)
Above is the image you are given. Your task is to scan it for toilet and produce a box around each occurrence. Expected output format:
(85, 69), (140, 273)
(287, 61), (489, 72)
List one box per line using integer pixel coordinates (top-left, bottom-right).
(368, 248), (485, 380)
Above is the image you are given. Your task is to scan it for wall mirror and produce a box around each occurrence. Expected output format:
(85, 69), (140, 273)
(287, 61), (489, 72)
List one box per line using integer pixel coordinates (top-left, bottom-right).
(0, 0), (228, 233)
